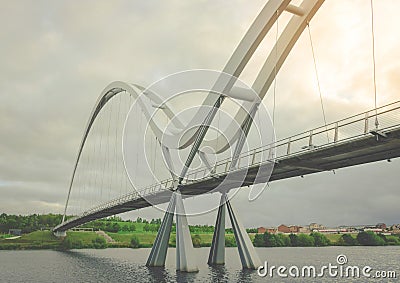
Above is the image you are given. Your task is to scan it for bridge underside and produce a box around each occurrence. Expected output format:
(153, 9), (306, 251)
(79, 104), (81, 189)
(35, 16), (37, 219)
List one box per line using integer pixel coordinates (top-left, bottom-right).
(56, 126), (400, 231)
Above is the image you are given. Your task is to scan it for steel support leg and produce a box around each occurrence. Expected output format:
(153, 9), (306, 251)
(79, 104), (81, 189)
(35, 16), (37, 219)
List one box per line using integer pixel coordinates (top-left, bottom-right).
(175, 191), (199, 272)
(146, 193), (176, 267)
(226, 199), (261, 269)
(208, 193), (226, 265)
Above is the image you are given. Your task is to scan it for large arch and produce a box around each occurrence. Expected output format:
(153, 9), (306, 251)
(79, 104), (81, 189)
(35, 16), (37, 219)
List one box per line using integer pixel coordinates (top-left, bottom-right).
(62, 0), (325, 222)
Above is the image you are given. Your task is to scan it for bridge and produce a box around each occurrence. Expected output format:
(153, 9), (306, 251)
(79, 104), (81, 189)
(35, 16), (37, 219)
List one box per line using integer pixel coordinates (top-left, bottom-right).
(53, 0), (399, 273)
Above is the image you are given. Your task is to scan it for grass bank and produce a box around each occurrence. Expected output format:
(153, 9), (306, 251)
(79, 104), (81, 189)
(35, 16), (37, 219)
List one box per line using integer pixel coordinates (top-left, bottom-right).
(1, 230), (397, 250)
(0, 230), (237, 250)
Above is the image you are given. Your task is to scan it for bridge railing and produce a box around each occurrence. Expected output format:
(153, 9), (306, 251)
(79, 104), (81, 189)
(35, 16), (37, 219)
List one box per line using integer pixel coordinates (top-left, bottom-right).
(57, 101), (400, 228)
(83, 101), (400, 215)
(181, 100), (400, 184)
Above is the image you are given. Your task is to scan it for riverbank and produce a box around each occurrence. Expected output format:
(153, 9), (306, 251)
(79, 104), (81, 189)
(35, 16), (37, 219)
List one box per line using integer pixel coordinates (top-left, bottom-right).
(1, 230), (399, 250)
(0, 231), (237, 250)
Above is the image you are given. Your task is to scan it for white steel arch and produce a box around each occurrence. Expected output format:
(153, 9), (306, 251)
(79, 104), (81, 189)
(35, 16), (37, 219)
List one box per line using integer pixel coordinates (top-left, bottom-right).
(62, 0), (325, 227)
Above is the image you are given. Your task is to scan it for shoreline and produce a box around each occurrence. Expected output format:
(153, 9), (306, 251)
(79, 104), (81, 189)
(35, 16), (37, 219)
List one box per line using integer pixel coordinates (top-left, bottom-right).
(1, 230), (399, 251)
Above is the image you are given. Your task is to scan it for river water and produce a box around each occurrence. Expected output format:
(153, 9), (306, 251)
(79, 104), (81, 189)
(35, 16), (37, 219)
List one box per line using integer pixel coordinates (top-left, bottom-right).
(0, 246), (398, 282)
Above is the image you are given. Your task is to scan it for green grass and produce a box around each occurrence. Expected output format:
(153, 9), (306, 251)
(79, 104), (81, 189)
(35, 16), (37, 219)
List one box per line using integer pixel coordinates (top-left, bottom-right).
(0, 234), (13, 239)
(325, 233), (357, 244)
(107, 232), (157, 246)
(0, 231), (62, 250)
(66, 232), (100, 245)
(384, 235), (400, 245)
(106, 232), (236, 248)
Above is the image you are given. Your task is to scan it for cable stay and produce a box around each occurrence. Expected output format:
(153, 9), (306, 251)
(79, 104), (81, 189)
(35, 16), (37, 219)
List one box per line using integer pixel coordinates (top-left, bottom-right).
(370, 0), (379, 129)
(272, 11), (279, 127)
(307, 22), (329, 143)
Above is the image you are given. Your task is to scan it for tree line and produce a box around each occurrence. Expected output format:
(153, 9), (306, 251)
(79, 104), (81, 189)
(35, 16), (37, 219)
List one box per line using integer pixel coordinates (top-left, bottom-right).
(0, 213), (63, 233)
(253, 231), (400, 247)
(253, 232), (331, 247)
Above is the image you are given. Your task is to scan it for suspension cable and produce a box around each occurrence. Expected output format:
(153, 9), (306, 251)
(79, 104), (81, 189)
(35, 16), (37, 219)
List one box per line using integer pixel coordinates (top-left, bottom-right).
(215, 101), (221, 155)
(152, 133), (157, 184)
(307, 23), (329, 143)
(135, 101), (141, 183)
(370, 0), (379, 129)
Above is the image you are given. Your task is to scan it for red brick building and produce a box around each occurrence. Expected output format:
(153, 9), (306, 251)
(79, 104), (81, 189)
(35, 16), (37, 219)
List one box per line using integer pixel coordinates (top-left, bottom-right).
(257, 227), (267, 234)
(257, 227), (278, 234)
(278, 224), (290, 233)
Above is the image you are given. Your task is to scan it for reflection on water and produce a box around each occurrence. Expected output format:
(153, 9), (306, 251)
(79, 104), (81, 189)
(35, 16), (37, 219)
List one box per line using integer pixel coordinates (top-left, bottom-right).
(0, 247), (398, 282)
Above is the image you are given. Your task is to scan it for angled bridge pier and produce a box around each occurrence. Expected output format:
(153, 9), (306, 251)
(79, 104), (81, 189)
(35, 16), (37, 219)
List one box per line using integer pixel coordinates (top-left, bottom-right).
(146, 191), (198, 272)
(146, 193), (176, 267)
(208, 193), (261, 269)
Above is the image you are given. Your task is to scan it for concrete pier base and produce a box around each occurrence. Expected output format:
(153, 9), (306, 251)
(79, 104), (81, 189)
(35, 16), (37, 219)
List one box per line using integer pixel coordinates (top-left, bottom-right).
(53, 230), (66, 237)
(175, 191), (199, 272)
(226, 199), (261, 269)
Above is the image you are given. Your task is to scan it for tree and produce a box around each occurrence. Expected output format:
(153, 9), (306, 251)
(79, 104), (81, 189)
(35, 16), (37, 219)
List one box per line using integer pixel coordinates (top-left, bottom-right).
(253, 234), (265, 247)
(338, 234), (358, 246)
(310, 232), (330, 246)
(296, 234), (315, 247)
(225, 236), (236, 247)
(130, 236), (140, 248)
(143, 223), (151, 232)
(61, 237), (73, 250)
(192, 234), (202, 248)
(275, 234), (291, 247)
(357, 231), (385, 246)
(92, 237), (107, 249)
(384, 235), (400, 245)
(113, 223), (120, 232)
(263, 232), (278, 247)
(169, 235), (176, 247)
(246, 228), (258, 233)
(289, 234), (298, 246)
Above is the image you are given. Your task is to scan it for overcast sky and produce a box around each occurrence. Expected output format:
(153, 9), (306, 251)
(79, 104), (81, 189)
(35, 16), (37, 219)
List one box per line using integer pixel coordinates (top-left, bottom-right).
(1, 0), (399, 228)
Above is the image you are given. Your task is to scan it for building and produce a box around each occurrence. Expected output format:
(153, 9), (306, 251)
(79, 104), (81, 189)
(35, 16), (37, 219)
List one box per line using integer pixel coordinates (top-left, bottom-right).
(309, 223), (325, 231)
(278, 224), (290, 233)
(257, 227), (266, 234)
(257, 227), (277, 234)
(318, 228), (347, 234)
(364, 228), (383, 233)
(376, 223), (387, 230)
(266, 227), (277, 234)
(390, 225), (400, 234)
(289, 225), (300, 233)
(299, 227), (310, 233)
(8, 229), (22, 236)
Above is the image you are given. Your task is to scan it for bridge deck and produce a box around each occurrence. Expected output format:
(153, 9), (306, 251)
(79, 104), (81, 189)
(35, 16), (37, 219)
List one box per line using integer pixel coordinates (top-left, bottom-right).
(54, 125), (400, 232)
